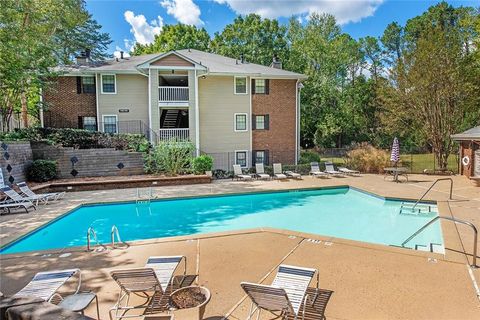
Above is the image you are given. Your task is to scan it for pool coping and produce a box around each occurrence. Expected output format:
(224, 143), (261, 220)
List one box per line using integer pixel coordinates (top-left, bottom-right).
(0, 184), (450, 261)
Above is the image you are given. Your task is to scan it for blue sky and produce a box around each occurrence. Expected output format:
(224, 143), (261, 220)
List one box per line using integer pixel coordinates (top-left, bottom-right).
(85, 0), (477, 55)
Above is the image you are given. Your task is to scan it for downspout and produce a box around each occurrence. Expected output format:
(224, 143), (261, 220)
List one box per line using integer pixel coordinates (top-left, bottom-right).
(148, 68), (152, 144)
(39, 88), (44, 128)
(295, 79), (300, 165)
(194, 69), (200, 156)
(95, 73), (100, 131)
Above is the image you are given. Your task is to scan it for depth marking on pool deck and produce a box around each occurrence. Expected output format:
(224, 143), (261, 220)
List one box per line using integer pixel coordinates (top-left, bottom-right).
(223, 237), (306, 319)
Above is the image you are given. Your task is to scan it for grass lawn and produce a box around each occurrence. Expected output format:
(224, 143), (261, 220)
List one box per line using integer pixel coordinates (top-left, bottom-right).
(319, 153), (459, 174)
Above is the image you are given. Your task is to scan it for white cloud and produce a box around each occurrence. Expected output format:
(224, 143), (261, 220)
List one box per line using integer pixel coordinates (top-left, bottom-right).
(212, 0), (384, 25)
(124, 10), (163, 45)
(161, 0), (203, 25)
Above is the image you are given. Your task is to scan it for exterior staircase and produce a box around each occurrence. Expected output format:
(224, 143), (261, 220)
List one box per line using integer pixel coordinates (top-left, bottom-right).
(162, 109), (180, 128)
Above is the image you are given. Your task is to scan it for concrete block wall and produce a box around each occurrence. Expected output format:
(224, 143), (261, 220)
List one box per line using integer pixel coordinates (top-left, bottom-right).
(0, 141), (33, 186)
(31, 143), (145, 179)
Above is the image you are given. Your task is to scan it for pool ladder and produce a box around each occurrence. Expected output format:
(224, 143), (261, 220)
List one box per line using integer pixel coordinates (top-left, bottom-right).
(86, 225), (127, 251)
(136, 188), (153, 204)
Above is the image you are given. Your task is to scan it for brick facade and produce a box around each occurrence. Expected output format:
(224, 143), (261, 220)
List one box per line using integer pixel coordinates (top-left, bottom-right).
(252, 79), (297, 165)
(43, 76), (96, 128)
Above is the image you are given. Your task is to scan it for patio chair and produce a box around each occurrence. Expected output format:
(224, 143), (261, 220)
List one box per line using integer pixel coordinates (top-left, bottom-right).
(255, 163), (271, 180)
(338, 167), (360, 176)
(17, 182), (66, 203)
(145, 255), (187, 292)
(1, 186), (44, 206)
(13, 269), (81, 303)
(309, 162), (329, 178)
(233, 165), (253, 181)
(324, 162), (346, 177)
(109, 268), (165, 320)
(0, 201), (36, 214)
(285, 170), (302, 179)
(241, 264), (320, 320)
(273, 163), (287, 180)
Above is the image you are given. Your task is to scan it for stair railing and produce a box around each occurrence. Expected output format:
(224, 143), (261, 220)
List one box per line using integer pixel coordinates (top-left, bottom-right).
(412, 178), (453, 211)
(401, 216), (478, 268)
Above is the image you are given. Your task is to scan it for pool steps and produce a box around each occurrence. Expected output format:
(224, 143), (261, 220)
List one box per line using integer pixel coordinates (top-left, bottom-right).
(414, 243), (445, 254)
(399, 202), (437, 216)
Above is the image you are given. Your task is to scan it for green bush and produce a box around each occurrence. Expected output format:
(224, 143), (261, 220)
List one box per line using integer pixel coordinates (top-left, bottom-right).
(0, 127), (45, 142)
(191, 155), (213, 174)
(27, 160), (57, 182)
(298, 150), (321, 164)
(212, 169), (233, 179)
(144, 140), (195, 175)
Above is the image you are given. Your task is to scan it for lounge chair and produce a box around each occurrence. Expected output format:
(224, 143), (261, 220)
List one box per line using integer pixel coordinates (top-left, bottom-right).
(285, 170), (302, 179)
(255, 163), (271, 180)
(0, 201), (36, 214)
(233, 164), (253, 181)
(324, 162), (346, 177)
(145, 255), (186, 292)
(309, 162), (329, 178)
(338, 167), (360, 176)
(17, 182), (65, 203)
(273, 163), (287, 180)
(13, 269), (81, 302)
(1, 186), (44, 206)
(241, 264), (320, 320)
(109, 268), (165, 320)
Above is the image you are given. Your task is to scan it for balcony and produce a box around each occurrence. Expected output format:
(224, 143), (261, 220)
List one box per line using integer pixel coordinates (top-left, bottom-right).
(158, 128), (190, 141)
(159, 86), (189, 107)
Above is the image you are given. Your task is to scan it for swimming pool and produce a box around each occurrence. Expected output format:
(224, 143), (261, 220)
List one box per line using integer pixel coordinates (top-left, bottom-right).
(0, 187), (443, 254)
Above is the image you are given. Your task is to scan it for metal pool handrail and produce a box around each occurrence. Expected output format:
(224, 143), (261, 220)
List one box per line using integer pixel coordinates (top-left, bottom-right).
(401, 216), (478, 268)
(86, 227), (99, 251)
(111, 225), (122, 248)
(412, 178), (453, 211)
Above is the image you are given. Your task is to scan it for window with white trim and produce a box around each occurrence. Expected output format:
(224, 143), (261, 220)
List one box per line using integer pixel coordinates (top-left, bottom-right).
(235, 151), (247, 167)
(101, 75), (116, 93)
(234, 113), (247, 132)
(254, 79), (266, 94)
(103, 115), (117, 133)
(82, 117), (96, 131)
(81, 76), (95, 93)
(234, 77), (247, 94)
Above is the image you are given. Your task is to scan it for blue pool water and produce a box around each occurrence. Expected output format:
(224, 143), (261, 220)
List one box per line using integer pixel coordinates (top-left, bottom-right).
(0, 187), (443, 254)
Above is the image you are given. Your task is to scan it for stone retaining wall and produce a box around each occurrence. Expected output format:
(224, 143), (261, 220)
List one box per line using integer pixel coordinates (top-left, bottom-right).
(0, 141), (33, 186)
(31, 142), (144, 179)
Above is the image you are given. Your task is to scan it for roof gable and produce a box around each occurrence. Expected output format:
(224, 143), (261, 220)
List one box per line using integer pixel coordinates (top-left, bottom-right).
(150, 53), (195, 67)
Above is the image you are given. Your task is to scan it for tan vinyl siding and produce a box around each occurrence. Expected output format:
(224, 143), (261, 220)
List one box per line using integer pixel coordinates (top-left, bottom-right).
(188, 70), (196, 145)
(151, 54), (194, 67)
(198, 76), (250, 154)
(97, 74), (148, 126)
(149, 70), (160, 133)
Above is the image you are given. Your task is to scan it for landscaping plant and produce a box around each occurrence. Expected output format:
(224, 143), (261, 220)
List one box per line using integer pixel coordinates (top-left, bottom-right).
(191, 155), (213, 174)
(344, 143), (390, 173)
(144, 140), (195, 175)
(27, 160), (57, 182)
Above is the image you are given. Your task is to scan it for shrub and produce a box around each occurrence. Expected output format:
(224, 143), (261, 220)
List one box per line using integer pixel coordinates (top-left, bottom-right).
(344, 143), (390, 173)
(212, 169), (233, 179)
(144, 140), (195, 175)
(298, 150), (321, 164)
(48, 128), (96, 148)
(192, 155), (213, 174)
(27, 160), (57, 182)
(0, 127), (45, 142)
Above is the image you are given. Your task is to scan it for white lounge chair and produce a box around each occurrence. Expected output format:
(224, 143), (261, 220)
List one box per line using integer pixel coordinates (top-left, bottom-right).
(273, 163), (287, 180)
(233, 164), (253, 181)
(285, 170), (302, 179)
(109, 268), (165, 320)
(145, 255), (186, 292)
(255, 163), (271, 180)
(324, 162), (346, 177)
(241, 264), (320, 320)
(13, 269), (81, 302)
(338, 167), (360, 176)
(1, 186), (36, 212)
(1, 186), (44, 206)
(0, 201), (36, 214)
(18, 182), (65, 203)
(309, 162), (329, 178)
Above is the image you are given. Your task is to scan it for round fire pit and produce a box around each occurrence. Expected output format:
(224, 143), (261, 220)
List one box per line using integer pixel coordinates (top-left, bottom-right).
(169, 286), (211, 320)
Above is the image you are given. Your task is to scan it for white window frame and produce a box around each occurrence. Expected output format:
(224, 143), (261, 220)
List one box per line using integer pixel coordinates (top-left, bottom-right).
(101, 74), (117, 94)
(234, 76), (248, 95)
(102, 114), (118, 133)
(254, 150), (265, 165)
(254, 79), (266, 94)
(255, 115), (266, 130)
(81, 76), (96, 93)
(234, 113), (248, 132)
(82, 116), (97, 131)
(235, 150), (248, 168)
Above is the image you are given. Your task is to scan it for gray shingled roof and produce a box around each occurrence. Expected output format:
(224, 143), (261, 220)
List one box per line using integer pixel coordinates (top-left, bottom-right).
(60, 49), (305, 78)
(451, 126), (480, 140)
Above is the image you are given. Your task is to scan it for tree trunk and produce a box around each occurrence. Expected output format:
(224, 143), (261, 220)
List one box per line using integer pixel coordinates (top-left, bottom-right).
(20, 90), (28, 128)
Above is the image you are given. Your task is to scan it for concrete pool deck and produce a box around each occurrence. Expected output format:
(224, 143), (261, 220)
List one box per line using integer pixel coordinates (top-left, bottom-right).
(1, 174), (479, 319)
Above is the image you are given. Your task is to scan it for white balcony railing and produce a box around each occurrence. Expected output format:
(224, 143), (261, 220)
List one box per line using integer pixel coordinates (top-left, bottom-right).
(158, 128), (190, 141)
(159, 86), (189, 102)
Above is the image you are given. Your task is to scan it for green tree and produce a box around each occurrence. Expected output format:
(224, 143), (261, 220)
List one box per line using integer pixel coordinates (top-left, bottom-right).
(211, 14), (288, 66)
(132, 24), (211, 55)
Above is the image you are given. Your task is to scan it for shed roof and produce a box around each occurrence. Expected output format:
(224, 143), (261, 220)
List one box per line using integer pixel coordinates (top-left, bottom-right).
(451, 126), (480, 141)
